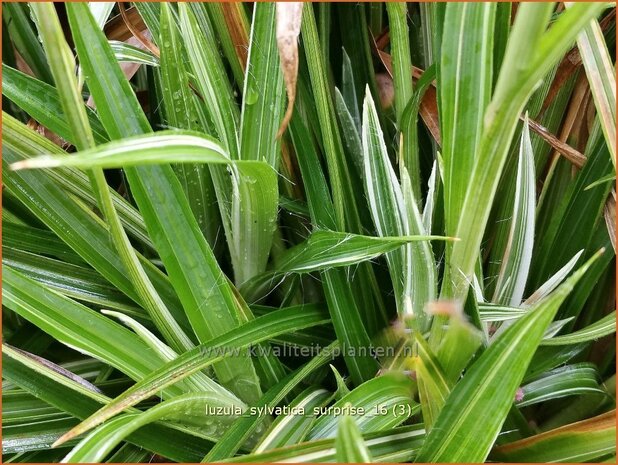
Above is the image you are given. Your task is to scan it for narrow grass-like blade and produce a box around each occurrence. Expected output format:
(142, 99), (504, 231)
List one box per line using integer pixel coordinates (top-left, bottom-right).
(253, 388), (332, 452)
(1, 114), (150, 249)
(109, 41), (158, 67)
(3, 267), (187, 396)
(440, 3), (495, 238)
(569, 7), (616, 166)
(289, 115), (379, 382)
(179, 3), (239, 157)
(32, 0), (196, 355)
(159, 3), (221, 251)
(541, 311), (616, 346)
(308, 373), (419, 439)
(434, 312), (483, 384)
(67, 2), (263, 404)
(362, 89), (436, 324)
(517, 363), (603, 407)
(203, 3), (248, 88)
(52, 305), (330, 446)
(416, 250), (603, 462)
(3, 223), (83, 265)
(242, 230), (449, 301)
(301, 3), (389, 355)
(204, 348), (337, 461)
(493, 411), (616, 463)
(221, 425), (425, 463)
(179, 3), (278, 286)
(447, 3), (607, 300)
(493, 116), (536, 306)
(62, 392), (243, 463)
(335, 415), (373, 462)
(401, 64), (436, 199)
(385, 2), (413, 126)
(2, 346), (213, 462)
(414, 334), (451, 430)
(334, 87), (363, 177)
(2, 120), (188, 332)
(11, 131), (265, 171)
(2, 65), (109, 144)
(3, 248), (144, 319)
(3, 3), (53, 83)
(531, 122), (614, 290)
(241, 2), (284, 165)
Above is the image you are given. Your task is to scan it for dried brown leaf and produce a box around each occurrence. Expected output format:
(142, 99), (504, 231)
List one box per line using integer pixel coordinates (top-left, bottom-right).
(276, 2), (303, 139)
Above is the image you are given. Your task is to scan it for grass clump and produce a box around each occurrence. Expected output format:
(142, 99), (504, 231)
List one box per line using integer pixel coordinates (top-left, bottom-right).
(2, 2), (616, 463)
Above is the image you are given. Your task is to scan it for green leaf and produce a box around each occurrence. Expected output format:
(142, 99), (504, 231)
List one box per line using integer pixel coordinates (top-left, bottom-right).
(1, 113), (149, 249)
(32, 0), (195, 355)
(3, 3), (53, 83)
(541, 311), (616, 346)
(447, 2), (607, 300)
(2, 117), (189, 334)
(493, 411), (616, 463)
(300, 5), (391, 340)
(202, 3), (248, 89)
(253, 387), (332, 452)
(52, 304), (330, 446)
(2, 266), (222, 399)
(416, 250), (604, 462)
(531, 121), (614, 290)
(220, 425), (425, 463)
(334, 87), (363, 178)
(569, 7), (616, 167)
(204, 349), (338, 461)
(335, 415), (373, 462)
(362, 89), (437, 324)
(308, 372), (419, 439)
(179, 2), (278, 286)
(2, 222), (83, 265)
(109, 41), (159, 67)
(290, 114), (379, 384)
(11, 131), (268, 171)
(179, 2), (240, 157)
(400, 64), (436, 199)
(66, 2), (263, 405)
(2, 345), (213, 462)
(241, 2), (284, 167)
(414, 334), (451, 430)
(385, 3), (413, 126)
(492, 115), (536, 306)
(241, 230), (449, 301)
(517, 363), (603, 407)
(62, 392), (243, 463)
(2, 64), (109, 145)
(159, 2), (221, 252)
(3, 247), (144, 319)
(434, 312), (484, 383)
(440, 3), (495, 239)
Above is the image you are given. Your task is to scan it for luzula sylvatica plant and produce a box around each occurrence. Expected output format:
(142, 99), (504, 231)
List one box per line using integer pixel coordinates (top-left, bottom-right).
(2, 2), (616, 463)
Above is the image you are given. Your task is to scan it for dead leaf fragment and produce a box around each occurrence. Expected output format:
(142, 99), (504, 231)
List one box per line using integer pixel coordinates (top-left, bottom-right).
(275, 2), (303, 139)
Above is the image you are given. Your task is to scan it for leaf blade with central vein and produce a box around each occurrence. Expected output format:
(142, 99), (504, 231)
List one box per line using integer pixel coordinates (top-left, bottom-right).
(362, 89), (436, 325)
(569, 7), (616, 167)
(52, 304), (330, 446)
(493, 116), (536, 306)
(440, 3), (495, 240)
(66, 2), (262, 405)
(159, 3), (221, 252)
(416, 250), (604, 462)
(2, 345), (214, 462)
(446, 3), (607, 300)
(241, 230), (450, 302)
